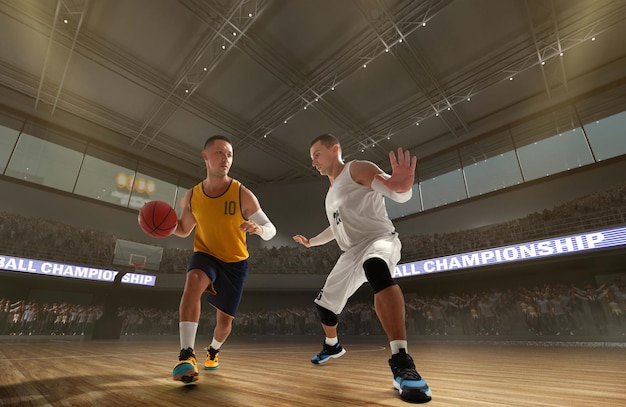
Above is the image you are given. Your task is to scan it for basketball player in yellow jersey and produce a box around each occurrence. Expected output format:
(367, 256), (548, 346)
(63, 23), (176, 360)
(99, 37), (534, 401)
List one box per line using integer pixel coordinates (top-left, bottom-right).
(171, 135), (276, 384)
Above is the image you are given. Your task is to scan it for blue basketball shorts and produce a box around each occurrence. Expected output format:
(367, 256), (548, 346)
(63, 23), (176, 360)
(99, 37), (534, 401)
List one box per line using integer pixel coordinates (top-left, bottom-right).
(187, 252), (248, 318)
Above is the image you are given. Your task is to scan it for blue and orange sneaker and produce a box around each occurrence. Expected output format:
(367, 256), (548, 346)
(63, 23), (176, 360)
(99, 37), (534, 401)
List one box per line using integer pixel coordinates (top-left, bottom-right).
(172, 347), (199, 384)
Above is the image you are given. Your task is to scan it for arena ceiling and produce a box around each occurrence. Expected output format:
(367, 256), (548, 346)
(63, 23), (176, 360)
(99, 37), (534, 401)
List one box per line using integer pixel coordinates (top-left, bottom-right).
(0, 0), (625, 187)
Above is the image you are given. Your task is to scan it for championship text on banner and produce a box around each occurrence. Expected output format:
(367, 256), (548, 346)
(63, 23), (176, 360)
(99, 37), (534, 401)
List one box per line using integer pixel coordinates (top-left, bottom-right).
(393, 225), (626, 279)
(0, 255), (156, 286)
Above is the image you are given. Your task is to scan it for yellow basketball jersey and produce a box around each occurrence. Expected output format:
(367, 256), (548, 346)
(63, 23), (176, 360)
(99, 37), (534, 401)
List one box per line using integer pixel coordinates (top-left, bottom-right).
(190, 179), (249, 262)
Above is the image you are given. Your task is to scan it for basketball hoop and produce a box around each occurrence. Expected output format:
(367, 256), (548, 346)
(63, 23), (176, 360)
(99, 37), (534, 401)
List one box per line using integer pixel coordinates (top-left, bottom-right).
(128, 253), (147, 272)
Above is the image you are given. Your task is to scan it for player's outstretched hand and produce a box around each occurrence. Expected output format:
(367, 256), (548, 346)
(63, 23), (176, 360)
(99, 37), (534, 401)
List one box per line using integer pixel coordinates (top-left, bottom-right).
(293, 234), (311, 248)
(375, 147), (416, 192)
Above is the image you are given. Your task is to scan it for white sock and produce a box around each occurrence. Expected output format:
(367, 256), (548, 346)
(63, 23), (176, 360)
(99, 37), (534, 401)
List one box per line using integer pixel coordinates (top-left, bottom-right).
(390, 340), (407, 355)
(325, 336), (338, 346)
(210, 338), (224, 350)
(179, 321), (198, 350)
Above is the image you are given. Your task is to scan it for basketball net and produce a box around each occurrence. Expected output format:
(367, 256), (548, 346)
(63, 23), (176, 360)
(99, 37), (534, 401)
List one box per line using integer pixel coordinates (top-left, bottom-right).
(131, 261), (146, 272)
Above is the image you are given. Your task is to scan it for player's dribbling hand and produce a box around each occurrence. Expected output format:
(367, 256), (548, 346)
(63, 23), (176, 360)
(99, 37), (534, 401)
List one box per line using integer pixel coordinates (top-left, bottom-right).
(240, 220), (262, 235)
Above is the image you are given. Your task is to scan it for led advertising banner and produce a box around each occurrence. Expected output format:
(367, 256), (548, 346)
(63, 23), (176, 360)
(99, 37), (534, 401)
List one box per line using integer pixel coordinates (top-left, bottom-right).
(0, 255), (156, 286)
(393, 225), (626, 279)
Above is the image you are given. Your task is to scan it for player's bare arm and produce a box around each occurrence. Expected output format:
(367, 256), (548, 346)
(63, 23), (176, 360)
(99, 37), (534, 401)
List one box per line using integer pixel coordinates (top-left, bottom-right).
(173, 189), (196, 237)
(350, 160), (384, 187)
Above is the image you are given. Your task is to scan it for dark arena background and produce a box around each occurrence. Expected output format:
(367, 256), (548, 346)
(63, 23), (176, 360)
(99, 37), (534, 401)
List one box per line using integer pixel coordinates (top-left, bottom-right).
(1, 1), (625, 406)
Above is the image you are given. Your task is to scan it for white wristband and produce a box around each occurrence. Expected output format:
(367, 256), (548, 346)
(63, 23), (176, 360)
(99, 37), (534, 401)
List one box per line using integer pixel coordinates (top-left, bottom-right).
(248, 209), (276, 241)
(371, 177), (412, 203)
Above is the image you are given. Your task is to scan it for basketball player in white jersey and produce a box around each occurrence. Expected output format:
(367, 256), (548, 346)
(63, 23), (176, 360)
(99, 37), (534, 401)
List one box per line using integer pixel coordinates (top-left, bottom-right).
(293, 133), (432, 403)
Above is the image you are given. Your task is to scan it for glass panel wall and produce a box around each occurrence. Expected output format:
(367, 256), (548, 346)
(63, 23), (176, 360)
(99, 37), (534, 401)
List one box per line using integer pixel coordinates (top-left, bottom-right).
(516, 129), (594, 181)
(513, 106), (594, 181)
(0, 124), (19, 173)
(74, 145), (138, 207)
(460, 130), (523, 197)
(129, 172), (179, 210)
(418, 150), (466, 210)
(5, 132), (84, 192)
(74, 154), (136, 206)
(385, 185), (421, 219)
(583, 111), (626, 161)
(420, 169), (466, 210)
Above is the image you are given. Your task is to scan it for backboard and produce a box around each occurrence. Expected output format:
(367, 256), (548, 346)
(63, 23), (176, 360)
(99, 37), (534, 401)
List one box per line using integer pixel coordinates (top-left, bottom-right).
(112, 239), (164, 271)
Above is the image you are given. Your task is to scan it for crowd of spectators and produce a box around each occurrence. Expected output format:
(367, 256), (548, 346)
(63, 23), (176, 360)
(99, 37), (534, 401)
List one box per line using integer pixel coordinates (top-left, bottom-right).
(1, 183), (625, 275)
(1, 278), (624, 339)
(1, 181), (625, 341)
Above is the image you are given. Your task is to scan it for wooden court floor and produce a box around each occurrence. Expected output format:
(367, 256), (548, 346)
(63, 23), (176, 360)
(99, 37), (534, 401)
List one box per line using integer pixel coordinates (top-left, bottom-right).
(0, 335), (625, 407)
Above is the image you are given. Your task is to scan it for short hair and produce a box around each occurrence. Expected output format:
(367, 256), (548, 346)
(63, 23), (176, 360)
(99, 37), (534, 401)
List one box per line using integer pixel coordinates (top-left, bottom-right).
(204, 135), (232, 149)
(311, 133), (340, 148)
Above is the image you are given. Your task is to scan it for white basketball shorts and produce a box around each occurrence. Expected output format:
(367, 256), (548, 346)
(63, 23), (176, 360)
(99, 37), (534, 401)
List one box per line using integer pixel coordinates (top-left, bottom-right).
(314, 233), (401, 315)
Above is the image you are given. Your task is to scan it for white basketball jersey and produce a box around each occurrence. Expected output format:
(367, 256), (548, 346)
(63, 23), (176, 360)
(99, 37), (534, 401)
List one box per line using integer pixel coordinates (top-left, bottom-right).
(325, 161), (395, 251)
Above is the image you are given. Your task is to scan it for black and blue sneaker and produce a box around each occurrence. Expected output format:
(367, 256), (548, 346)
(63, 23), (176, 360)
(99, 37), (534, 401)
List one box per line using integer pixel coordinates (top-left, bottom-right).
(310, 342), (346, 364)
(389, 349), (432, 403)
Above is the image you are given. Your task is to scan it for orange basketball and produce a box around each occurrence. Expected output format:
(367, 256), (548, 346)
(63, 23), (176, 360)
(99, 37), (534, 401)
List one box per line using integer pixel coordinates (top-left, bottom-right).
(138, 200), (178, 238)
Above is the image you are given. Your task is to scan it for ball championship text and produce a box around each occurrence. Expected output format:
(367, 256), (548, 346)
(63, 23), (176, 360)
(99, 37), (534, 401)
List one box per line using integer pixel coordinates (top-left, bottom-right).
(0, 256), (156, 286)
(394, 226), (626, 278)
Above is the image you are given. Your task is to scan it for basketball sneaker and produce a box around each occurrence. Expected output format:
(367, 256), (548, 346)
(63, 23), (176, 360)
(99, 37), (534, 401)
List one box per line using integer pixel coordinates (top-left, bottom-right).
(388, 349), (432, 403)
(172, 347), (199, 384)
(310, 342), (346, 364)
(205, 346), (219, 370)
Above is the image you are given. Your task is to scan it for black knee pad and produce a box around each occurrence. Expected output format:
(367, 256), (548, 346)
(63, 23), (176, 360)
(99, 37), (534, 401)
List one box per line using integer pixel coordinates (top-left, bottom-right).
(316, 304), (338, 326)
(364, 258), (396, 293)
